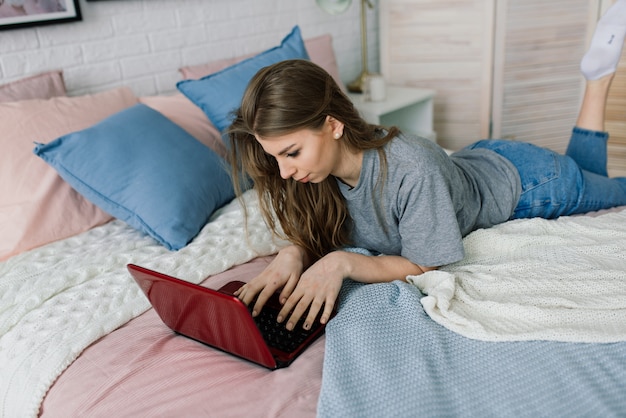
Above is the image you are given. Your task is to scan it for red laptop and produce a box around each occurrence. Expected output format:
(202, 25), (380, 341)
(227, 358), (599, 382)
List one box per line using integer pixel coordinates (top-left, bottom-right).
(127, 264), (329, 369)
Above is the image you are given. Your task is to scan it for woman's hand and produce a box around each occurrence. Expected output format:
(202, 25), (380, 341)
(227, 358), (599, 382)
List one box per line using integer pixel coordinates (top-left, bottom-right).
(278, 251), (348, 331)
(276, 251), (433, 330)
(236, 247), (433, 332)
(234, 245), (309, 317)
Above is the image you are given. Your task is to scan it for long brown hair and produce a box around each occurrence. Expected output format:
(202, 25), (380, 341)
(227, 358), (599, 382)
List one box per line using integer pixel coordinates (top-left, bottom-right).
(228, 59), (397, 259)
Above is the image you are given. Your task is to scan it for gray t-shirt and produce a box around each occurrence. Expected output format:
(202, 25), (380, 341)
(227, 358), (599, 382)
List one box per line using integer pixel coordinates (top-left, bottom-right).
(336, 133), (521, 267)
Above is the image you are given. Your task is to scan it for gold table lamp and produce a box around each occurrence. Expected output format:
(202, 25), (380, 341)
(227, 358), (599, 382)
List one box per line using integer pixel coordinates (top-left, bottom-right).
(316, 0), (374, 93)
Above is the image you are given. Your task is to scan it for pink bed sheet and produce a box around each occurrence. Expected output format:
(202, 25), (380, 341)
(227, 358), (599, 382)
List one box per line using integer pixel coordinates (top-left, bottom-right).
(40, 256), (324, 418)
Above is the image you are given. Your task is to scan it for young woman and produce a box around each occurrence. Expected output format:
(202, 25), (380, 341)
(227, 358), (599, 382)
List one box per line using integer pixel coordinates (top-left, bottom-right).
(228, 3), (626, 332)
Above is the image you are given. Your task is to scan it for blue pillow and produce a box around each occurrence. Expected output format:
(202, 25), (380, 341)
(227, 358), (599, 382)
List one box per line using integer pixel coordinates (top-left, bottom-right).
(177, 25), (310, 133)
(33, 103), (235, 251)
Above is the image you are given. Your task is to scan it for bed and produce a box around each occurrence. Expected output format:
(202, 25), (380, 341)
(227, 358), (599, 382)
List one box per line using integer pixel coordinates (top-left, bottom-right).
(2, 26), (626, 418)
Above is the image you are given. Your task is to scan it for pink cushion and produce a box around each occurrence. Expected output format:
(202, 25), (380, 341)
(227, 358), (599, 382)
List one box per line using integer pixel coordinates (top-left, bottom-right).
(0, 70), (66, 103)
(303, 34), (344, 91)
(139, 93), (227, 159)
(0, 87), (138, 261)
(179, 34), (345, 91)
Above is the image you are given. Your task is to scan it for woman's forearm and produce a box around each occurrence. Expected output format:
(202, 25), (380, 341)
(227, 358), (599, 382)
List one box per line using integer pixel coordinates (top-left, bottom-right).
(326, 250), (436, 284)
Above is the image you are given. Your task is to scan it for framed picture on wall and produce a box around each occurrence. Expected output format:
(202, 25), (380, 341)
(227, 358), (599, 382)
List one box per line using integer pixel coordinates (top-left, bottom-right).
(0, 0), (81, 31)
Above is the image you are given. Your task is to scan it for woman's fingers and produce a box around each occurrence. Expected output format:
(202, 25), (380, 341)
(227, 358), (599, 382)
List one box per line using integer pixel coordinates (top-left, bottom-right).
(285, 296), (313, 331)
(302, 297), (331, 330)
(277, 292), (300, 326)
(279, 276), (298, 305)
(278, 291), (337, 331)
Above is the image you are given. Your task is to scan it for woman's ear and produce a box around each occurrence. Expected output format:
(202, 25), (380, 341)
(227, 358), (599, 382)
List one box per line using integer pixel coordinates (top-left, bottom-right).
(326, 115), (344, 139)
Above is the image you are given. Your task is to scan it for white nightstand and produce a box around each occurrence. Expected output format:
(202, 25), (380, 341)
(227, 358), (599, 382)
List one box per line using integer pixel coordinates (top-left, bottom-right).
(348, 86), (436, 142)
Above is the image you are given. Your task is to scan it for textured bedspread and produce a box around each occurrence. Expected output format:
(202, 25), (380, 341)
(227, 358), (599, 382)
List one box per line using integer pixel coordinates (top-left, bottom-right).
(318, 208), (626, 417)
(318, 280), (626, 418)
(0, 191), (281, 418)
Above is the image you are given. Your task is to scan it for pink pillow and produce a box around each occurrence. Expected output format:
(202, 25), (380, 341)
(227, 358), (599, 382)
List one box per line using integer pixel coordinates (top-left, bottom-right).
(139, 93), (227, 159)
(0, 70), (66, 103)
(303, 34), (344, 91)
(0, 87), (138, 261)
(179, 34), (345, 91)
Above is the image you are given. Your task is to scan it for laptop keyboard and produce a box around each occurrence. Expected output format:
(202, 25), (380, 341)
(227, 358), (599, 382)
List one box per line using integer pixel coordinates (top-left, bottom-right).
(253, 308), (316, 353)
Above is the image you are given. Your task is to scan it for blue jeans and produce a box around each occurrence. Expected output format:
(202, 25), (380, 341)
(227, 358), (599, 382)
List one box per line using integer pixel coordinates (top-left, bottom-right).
(466, 127), (626, 219)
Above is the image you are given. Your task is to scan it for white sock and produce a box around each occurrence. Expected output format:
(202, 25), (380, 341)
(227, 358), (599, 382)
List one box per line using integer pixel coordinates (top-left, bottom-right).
(581, 0), (626, 80)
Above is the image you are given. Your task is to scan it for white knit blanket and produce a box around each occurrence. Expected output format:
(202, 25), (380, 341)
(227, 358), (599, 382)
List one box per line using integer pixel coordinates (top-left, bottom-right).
(0, 191), (282, 418)
(409, 208), (626, 343)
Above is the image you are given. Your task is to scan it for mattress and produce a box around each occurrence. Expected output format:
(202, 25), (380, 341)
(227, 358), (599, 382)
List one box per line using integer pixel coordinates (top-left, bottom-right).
(2, 194), (626, 417)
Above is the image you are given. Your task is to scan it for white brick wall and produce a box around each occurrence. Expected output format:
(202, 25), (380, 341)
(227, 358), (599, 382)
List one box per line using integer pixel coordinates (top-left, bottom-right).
(0, 0), (379, 97)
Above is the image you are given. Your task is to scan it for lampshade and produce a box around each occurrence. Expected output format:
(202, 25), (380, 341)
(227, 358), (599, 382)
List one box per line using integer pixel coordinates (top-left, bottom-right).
(317, 0), (374, 93)
(316, 0), (351, 15)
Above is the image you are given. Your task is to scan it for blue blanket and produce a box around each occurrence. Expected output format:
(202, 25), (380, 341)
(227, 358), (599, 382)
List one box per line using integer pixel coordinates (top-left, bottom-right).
(317, 280), (626, 418)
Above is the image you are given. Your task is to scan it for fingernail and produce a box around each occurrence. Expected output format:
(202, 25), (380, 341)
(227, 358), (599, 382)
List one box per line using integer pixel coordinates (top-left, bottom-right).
(304, 323), (310, 330)
(252, 310), (257, 317)
(277, 315), (283, 322)
(286, 322), (293, 330)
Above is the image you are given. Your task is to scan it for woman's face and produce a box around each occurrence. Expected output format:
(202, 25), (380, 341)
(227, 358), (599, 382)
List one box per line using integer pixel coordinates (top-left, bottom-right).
(255, 117), (347, 184)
